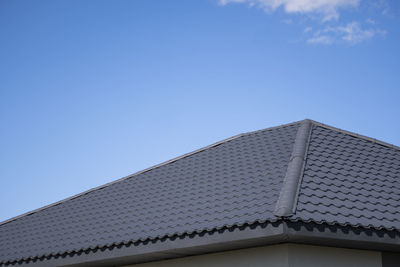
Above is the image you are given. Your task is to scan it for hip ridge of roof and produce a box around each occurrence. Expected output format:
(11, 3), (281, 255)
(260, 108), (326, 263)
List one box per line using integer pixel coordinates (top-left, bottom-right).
(274, 119), (313, 217)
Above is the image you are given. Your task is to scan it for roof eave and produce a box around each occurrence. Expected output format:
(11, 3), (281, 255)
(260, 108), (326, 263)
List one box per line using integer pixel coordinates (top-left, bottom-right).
(284, 220), (400, 252)
(6, 222), (285, 267)
(6, 221), (400, 267)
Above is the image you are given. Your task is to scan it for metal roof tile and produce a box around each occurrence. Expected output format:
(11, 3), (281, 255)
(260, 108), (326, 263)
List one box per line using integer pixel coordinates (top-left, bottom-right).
(292, 124), (400, 230)
(0, 122), (299, 264)
(1, 119), (399, 265)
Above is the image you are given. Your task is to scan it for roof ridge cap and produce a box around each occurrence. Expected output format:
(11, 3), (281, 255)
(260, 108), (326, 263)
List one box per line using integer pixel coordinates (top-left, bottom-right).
(309, 120), (400, 151)
(274, 119), (313, 217)
(0, 120), (304, 227)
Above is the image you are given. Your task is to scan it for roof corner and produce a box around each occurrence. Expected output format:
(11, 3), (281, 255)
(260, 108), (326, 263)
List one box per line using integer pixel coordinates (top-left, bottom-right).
(274, 119), (313, 217)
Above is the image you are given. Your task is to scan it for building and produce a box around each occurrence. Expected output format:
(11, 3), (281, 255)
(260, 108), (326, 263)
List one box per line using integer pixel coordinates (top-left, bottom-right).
(1, 119), (399, 266)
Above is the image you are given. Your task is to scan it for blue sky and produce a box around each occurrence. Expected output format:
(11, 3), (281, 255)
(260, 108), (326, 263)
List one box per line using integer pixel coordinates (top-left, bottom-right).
(0, 0), (399, 222)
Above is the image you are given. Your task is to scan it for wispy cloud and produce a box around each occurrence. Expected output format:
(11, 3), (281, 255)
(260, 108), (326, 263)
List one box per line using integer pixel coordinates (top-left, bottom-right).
(304, 26), (313, 33)
(366, 18), (375, 24)
(307, 35), (334, 44)
(281, 19), (293, 24)
(307, 21), (386, 45)
(218, 0), (360, 21)
(218, 0), (389, 45)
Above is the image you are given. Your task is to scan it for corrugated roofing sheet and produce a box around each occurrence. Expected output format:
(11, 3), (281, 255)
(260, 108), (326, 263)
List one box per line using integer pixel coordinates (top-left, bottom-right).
(0, 119), (399, 265)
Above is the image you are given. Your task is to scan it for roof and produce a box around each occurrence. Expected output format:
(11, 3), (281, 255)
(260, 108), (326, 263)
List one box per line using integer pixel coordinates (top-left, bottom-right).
(1, 119), (399, 266)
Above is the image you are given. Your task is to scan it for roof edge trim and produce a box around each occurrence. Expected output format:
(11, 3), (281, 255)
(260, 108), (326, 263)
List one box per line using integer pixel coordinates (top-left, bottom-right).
(274, 119), (312, 217)
(4, 221), (399, 266)
(0, 221), (286, 266)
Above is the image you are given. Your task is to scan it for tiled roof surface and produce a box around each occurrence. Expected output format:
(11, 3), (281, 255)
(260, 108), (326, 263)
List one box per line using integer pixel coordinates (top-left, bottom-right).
(293, 125), (400, 230)
(0, 123), (299, 264)
(0, 120), (399, 265)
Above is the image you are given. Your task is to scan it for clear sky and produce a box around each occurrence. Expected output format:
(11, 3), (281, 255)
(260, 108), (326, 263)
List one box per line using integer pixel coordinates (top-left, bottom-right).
(0, 0), (399, 222)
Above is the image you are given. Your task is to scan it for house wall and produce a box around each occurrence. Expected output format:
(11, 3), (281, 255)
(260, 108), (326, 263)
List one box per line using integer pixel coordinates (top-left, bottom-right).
(123, 243), (383, 267)
(287, 244), (382, 267)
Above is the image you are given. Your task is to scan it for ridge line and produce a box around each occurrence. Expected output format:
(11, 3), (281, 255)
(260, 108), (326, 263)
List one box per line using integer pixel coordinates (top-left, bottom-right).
(291, 122), (313, 215)
(274, 119), (313, 217)
(0, 120), (304, 227)
(309, 120), (400, 151)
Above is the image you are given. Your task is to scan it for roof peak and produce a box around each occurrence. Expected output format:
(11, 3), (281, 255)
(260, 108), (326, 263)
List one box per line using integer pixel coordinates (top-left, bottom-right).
(2, 119), (400, 265)
(1, 119), (398, 227)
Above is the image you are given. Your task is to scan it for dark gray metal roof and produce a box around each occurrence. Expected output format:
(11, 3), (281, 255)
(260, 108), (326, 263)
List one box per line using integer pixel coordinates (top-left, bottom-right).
(292, 124), (400, 230)
(0, 119), (399, 266)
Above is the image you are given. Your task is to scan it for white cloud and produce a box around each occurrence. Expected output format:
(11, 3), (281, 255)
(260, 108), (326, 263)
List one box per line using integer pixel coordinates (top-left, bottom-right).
(218, 0), (360, 21)
(307, 35), (333, 44)
(218, 0), (388, 45)
(307, 21), (386, 45)
(281, 19), (293, 24)
(366, 18), (375, 24)
(304, 26), (313, 33)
